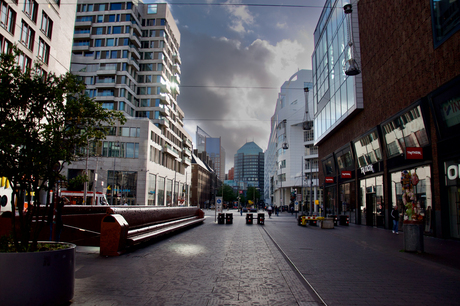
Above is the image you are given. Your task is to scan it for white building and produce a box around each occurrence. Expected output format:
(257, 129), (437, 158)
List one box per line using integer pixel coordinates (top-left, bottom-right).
(264, 70), (321, 212)
(1, 0), (77, 211)
(62, 1), (192, 206)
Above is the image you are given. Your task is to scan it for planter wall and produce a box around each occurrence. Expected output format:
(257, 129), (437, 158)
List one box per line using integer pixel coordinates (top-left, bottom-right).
(0, 242), (76, 306)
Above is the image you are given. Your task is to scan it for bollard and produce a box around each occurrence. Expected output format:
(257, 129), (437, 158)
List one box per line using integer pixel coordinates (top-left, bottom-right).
(225, 213), (233, 224)
(246, 213), (253, 224)
(218, 213), (225, 224)
(257, 213), (265, 225)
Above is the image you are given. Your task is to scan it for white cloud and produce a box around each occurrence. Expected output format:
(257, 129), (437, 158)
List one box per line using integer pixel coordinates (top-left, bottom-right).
(224, 0), (256, 34)
(276, 22), (288, 29)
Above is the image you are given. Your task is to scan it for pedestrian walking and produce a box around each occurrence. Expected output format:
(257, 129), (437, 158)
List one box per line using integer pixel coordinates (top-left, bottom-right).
(275, 206), (279, 216)
(391, 205), (399, 234)
(268, 206), (273, 218)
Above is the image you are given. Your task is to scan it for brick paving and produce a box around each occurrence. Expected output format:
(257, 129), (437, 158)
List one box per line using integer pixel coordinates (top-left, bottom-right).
(73, 210), (460, 305)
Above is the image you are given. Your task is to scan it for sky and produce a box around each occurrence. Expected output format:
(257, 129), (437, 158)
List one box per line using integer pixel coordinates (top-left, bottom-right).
(147, 0), (326, 171)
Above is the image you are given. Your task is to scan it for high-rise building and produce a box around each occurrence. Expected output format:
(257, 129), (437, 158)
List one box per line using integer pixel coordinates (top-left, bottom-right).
(62, 1), (193, 206)
(234, 142), (264, 195)
(264, 70), (320, 210)
(196, 126), (226, 182)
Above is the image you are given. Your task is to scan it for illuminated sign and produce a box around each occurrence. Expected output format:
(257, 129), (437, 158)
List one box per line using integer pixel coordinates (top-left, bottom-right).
(325, 177), (334, 183)
(406, 147), (423, 160)
(341, 171), (352, 179)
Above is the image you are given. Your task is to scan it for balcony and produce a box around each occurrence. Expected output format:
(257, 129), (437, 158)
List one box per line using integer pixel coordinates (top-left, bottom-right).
(129, 59), (140, 71)
(170, 83), (180, 95)
(159, 93), (171, 106)
(172, 53), (182, 65)
(183, 137), (192, 148)
(182, 156), (191, 166)
(183, 147), (192, 157)
(173, 74), (181, 84)
(159, 79), (171, 94)
(158, 106), (170, 116)
(163, 143), (179, 158)
(172, 64), (181, 75)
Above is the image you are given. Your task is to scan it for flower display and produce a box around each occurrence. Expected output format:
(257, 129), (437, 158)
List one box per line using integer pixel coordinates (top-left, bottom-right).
(401, 170), (424, 221)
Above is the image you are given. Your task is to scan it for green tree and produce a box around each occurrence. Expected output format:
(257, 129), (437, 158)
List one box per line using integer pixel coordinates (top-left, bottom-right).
(216, 184), (236, 202)
(246, 186), (261, 205)
(0, 47), (125, 251)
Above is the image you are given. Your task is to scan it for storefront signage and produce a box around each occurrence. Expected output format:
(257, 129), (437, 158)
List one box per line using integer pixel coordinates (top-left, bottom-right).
(441, 96), (460, 128)
(325, 177), (334, 183)
(446, 164), (460, 181)
(406, 147), (423, 159)
(341, 171), (352, 179)
(360, 164), (375, 175)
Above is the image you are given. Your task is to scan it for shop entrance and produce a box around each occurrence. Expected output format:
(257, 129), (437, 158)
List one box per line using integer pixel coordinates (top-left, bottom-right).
(448, 186), (460, 238)
(360, 176), (384, 227)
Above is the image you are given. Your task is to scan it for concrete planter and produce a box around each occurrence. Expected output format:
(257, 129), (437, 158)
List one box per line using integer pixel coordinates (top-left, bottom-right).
(0, 242), (76, 306)
(321, 218), (334, 229)
(403, 221), (424, 252)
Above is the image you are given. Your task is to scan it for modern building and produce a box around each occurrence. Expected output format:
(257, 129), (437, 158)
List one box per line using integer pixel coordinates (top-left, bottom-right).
(313, 0), (460, 238)
(196, 126), (226, 182)
(234, 142), (264, 198)
(63, 1), (193, 206)
(264, 70), (321, 211)
(1, 0), (77, 211)
(227, 167), (234, 180)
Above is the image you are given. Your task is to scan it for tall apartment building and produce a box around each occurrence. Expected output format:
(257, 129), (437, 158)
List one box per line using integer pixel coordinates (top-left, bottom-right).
(63, 1), (193, 206)
(0, 0), (76, 210)
(313, 0), (460, 238)
(264, 70), (320, 211)
(234, 142), (264, 196)
(196, 126), (226, 182)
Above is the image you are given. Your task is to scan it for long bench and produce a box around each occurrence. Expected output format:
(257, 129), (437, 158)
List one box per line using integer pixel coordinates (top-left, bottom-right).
(100, 207), (205, 256)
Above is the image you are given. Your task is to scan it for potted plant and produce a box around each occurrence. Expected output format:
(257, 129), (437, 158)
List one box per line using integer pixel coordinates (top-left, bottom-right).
(0, 46), (125, 305)
(401, 170), (424, 252)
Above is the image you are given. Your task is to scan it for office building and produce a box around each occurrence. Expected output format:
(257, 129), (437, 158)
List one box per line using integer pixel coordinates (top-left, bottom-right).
(63, 1), (193, 206)
(196, 126), (226, 182)
(234, 142), (264, 196)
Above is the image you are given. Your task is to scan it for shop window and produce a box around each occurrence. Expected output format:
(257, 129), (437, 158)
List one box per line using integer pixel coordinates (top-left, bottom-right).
(431, 0), (460, 48)
(322, 155), (336, 176)
(381, 104), (429, 159)
(353, 130), (383, 168)
(335, 145), (354, 170)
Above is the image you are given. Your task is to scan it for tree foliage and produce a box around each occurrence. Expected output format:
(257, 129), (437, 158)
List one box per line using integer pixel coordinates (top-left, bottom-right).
(0, 47), (125, 251)
(216, 184), (236, 202)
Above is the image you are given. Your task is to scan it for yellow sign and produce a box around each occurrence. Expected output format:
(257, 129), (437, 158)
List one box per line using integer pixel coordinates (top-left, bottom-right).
(315, 200), (319, 205)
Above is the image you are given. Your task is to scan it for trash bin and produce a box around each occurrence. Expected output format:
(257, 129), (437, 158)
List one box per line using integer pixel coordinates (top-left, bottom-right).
(339, 215), (349, 226)
(246, 213), (253, 224)
(226, 213), (233, 224)
(257, 213), (265, 225)
(327, 215), (338, 226)
(218, 213), (225, 224)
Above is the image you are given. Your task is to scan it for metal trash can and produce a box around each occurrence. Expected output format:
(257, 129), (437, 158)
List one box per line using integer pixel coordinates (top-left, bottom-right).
(226, 213), (233, 224)
(257, 213), (265, 225)
(218, 213), (225, 224)
(339, 215), (349, 226)
(246, 213), (253, 224)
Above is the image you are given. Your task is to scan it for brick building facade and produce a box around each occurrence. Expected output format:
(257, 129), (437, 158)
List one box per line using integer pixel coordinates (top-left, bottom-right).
(315, 0), (460, 238)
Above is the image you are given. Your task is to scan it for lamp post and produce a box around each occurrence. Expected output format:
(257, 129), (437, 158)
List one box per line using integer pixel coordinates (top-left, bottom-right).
(111, 141), (120, 206)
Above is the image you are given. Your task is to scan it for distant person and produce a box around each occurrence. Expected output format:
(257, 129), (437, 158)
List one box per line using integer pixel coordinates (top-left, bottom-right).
(275, 206), (279, 216)
(391, 205), (399, 234)
(267, 206), (273, 218)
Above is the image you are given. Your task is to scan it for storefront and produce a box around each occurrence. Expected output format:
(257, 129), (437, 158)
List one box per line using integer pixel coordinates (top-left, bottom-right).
(335, 145), (356, 223)
(322, 154), (336, 216)
(352, 129), (385, 226)
(429, 75), (460, 238)
(381, 101), (433, 233)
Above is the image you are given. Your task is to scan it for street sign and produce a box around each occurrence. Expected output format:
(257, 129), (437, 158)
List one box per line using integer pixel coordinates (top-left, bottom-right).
(216, 196), (223, 213)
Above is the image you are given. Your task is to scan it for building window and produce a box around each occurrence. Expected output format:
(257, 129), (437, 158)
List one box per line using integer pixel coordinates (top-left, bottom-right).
(40, 11), (53, 38)
(1, 2), (16, 34)
(0, 34), (12, 54)
(37, 38), (49, 64)
(148, 4), (157, 14)
(110, 3), (122, 10)
(431, 0), (460, 48)
(18, 53), (32, 72)
(20, 20), (35, 50)
(23, 0), (38, 23)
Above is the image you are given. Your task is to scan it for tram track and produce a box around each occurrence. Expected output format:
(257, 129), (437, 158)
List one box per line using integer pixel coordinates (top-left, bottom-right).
(262, 226), (328, 306)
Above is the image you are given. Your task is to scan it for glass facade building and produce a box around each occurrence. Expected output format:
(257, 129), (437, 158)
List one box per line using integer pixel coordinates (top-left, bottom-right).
(312, 0), (363, 144)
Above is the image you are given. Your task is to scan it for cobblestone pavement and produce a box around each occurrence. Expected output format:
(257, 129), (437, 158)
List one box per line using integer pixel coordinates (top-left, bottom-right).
(73, 210), (322, 306)
(73, 210), (460, 305)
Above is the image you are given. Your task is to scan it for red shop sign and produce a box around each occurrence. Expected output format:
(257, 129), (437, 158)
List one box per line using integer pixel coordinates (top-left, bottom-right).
(406, 147), (423, 160)
(341, 171), (352, 179)
(325, 177), (334, 183)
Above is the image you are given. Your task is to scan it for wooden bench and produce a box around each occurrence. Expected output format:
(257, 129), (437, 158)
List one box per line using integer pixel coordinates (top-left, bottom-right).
(100, 207), (205, 256)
